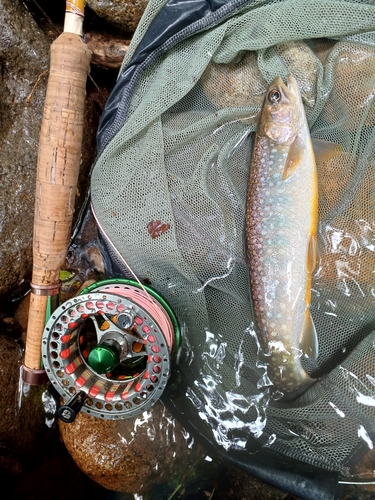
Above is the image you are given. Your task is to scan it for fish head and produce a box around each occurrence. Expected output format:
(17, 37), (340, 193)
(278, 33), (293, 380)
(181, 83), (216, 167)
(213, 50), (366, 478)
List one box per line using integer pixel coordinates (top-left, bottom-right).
(259, 75), (304, 145)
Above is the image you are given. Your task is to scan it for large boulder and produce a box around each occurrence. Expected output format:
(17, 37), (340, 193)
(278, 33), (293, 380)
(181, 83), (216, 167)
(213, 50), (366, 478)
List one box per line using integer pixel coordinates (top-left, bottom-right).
(87, 0), (148, 33)
(86, 31), (130, 69)
(59, 401), (206, 494)
(0, 0), (49, 298)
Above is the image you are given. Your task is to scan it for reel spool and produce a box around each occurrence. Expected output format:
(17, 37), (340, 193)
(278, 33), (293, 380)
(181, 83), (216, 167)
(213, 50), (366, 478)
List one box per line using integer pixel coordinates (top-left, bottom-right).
(42, 279), (180, 422)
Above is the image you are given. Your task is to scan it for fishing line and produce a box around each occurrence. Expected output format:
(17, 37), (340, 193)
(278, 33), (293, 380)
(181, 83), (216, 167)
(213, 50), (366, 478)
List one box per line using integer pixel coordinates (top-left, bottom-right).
(95, 283), (175, 352)
(338, 480), (375, 485)
(91, 205), (156, 306)
(195, 256), (235, 293)
(30, 0), (60, 35)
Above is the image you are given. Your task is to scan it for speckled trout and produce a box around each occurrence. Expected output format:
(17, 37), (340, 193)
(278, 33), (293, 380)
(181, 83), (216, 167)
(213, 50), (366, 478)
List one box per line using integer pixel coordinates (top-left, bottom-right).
(246, 75), (319, 399)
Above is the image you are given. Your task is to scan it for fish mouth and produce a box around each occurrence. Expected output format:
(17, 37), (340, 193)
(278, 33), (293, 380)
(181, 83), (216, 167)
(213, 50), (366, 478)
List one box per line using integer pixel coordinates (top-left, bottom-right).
(269, 74), (298, 102)
(286, 74), (299, 95)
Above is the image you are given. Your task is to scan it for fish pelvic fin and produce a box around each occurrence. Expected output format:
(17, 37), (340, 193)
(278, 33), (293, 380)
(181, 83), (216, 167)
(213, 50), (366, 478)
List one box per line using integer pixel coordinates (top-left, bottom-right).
(300, 308), (319, 360)
(307, 232), (320, 274)
(302, 233), (319, 360)
(282, 135), (305, 180)
(312, 137), (343, 164)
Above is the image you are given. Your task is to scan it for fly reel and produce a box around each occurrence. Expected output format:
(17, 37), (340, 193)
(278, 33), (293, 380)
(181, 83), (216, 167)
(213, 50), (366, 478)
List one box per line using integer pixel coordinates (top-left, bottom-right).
(42, 279), (180, 422)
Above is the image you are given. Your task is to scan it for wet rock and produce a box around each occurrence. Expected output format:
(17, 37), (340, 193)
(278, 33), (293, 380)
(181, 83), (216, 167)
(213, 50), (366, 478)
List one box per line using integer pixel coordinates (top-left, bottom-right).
(224, 464), (300, 500)
(0, 335), (53, 458)
(0, 335), (23, 445)
(0, 447), (23, 480)
(0, 0), (49, 299)
(347, 447), (375, 497)
(87, 0), (148, 33)
(14, 293), (30, 336)
(12, 452), (109, 500)
(59, 401), (206, 494)
(0, 447), (24, 496)
(200, 51), (267, 114)
(86, 31), (130, 69)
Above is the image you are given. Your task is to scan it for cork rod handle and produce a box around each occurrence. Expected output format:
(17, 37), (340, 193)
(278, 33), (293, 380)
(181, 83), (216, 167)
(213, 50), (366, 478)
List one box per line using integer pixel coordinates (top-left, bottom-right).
(24, 2), (91, 378)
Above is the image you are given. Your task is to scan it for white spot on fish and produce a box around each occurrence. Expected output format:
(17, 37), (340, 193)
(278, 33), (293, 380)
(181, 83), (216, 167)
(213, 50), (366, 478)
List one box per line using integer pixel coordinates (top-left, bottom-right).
(268, 341), (289, 354)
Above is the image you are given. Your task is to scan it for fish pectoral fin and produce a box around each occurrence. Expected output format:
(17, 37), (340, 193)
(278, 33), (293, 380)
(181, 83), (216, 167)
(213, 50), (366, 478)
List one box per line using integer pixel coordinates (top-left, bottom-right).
(300, 309), (319, 360)
(282, 135), (305, 180)
(312, 138), (343, 164)
(307, 233), (320, 273)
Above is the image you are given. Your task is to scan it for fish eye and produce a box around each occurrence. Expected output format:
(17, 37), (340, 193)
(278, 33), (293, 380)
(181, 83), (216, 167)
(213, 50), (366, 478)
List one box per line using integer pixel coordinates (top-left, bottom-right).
(268, 89), (281, 104)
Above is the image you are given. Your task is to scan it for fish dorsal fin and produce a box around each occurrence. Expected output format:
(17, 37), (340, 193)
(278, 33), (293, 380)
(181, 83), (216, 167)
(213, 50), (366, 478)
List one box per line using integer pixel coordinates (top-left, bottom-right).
(300, 309), (319, 360)
(307, 233), (320, 274)
(282, 135), (305, 180)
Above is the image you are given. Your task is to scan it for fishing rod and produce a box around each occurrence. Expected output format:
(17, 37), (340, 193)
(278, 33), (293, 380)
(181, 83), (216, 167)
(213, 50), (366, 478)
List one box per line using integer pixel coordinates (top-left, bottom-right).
(22, 0), (92, 384)
(21, 1), (180, 423)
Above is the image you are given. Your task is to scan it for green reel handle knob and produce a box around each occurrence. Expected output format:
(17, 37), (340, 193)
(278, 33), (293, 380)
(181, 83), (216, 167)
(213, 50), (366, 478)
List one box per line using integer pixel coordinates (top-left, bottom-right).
(88, 342), (120, 374)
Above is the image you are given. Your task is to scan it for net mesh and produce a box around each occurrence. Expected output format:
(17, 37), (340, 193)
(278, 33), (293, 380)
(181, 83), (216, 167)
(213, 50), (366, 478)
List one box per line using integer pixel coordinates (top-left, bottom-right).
(91, 0), (375, 476)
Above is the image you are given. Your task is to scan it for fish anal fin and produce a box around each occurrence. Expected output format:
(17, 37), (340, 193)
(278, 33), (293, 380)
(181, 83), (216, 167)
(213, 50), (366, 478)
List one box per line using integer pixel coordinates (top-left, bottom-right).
(282, 135), (305, 180)
(300, 309), (319, 360)
(307, 233), (320, 274)
(312, 138), (343, 164)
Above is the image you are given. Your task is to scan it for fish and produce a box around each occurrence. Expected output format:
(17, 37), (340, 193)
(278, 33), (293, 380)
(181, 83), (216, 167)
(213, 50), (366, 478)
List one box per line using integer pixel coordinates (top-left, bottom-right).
(245, 74), (319, 399)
